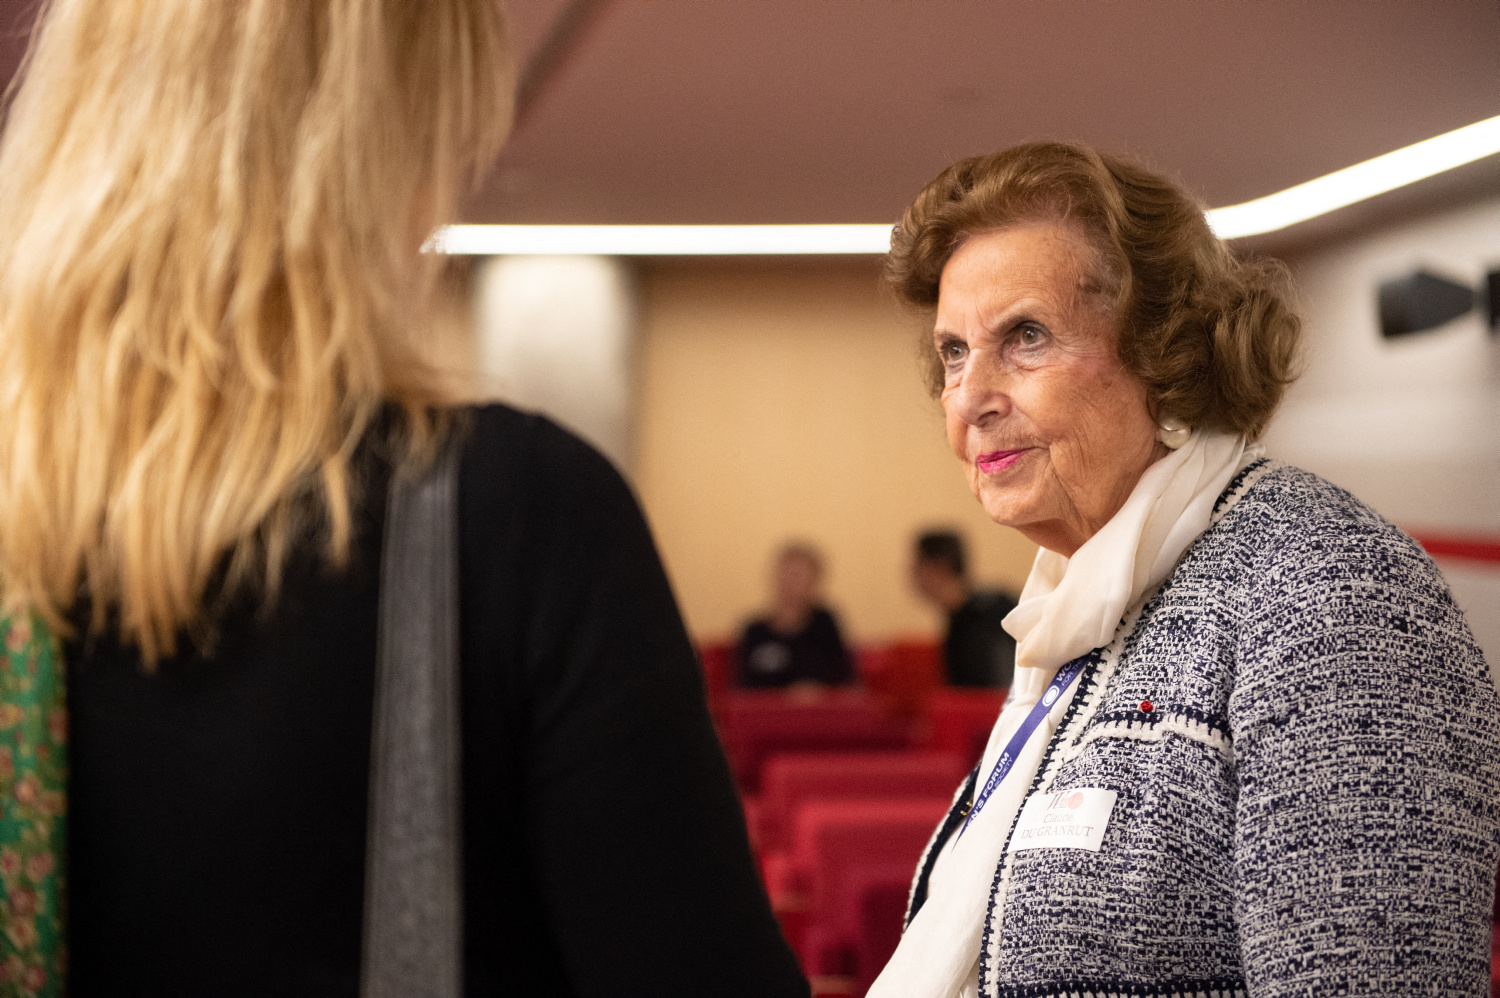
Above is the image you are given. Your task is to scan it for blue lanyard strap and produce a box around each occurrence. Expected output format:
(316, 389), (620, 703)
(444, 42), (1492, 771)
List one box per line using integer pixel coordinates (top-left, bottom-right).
(958, 656), (1087, 839)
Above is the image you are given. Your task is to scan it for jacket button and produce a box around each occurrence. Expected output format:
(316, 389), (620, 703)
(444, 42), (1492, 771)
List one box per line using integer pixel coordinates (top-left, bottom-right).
(1139, 700), (1154, 713)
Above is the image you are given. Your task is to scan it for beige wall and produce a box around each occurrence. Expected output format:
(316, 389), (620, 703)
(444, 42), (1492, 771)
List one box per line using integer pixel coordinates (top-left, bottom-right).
(634, 259), (1038, 644)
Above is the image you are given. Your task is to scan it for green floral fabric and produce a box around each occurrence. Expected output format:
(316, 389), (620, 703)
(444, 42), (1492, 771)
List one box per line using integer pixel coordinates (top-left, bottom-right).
(0, 613), (65, 997)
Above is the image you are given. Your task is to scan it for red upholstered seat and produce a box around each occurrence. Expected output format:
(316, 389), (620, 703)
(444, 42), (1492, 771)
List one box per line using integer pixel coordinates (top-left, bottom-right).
(854, 869), (914, 992)
(739, 794), (763, 855)
(757, 750), (967, 854)
(859, 641), (942, 717)
(787, 796), (951, 977)
(697, 641), (733, 721)
(719, 690), (913, 792)
(918, 687), (1006, 768)
(1492, 866), (1499, 997)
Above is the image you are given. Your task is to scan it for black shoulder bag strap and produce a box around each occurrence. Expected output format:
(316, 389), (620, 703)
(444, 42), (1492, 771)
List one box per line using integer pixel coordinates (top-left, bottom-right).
(362, 440), (464, 998)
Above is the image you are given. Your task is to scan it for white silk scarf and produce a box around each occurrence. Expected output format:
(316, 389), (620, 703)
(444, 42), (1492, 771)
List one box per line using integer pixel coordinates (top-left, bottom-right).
(868, 430), (1260, 998)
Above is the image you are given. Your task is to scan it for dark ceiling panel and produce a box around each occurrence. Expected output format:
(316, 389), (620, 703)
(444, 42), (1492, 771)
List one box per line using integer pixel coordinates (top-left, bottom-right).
(0, 0), (1492, 235)
(471, 0), (1500, 225)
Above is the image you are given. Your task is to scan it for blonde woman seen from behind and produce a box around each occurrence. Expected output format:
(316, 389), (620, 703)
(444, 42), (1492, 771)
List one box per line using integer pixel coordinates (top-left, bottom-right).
(0, 2), (807, 995)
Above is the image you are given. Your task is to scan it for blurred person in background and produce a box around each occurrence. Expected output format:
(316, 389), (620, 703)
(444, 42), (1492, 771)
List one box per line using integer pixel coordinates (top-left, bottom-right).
(870, 143), (1499, 998)
(911, 530), (1016, 689)
(0, 1), (807, 995)
(736, 542), (853, 689)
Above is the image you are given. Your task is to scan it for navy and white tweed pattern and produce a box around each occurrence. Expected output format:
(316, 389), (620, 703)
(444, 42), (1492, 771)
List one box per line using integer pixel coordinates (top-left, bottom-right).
(908, 462), (1500, 998)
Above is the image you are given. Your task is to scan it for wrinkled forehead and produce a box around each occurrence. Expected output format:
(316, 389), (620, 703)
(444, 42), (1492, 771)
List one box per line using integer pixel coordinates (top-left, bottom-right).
(935, 220), (1118, 329)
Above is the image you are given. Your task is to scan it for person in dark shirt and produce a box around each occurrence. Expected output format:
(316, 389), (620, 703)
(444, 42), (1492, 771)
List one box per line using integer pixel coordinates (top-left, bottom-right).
(736, 543), (854, 688)
(911, 531), (1017, 688)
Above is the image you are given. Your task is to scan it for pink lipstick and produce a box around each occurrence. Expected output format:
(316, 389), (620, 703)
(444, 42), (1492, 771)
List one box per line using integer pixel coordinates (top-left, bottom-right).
(975, 448), (1029, 474)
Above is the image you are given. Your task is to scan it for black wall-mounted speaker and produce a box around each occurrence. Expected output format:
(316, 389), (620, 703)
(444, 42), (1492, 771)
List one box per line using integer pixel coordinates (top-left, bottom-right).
(1378, 270), (1477, 338)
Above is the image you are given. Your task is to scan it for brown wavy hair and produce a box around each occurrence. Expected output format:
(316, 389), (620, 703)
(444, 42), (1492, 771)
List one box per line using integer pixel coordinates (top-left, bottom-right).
(886, 142), (1300, 439)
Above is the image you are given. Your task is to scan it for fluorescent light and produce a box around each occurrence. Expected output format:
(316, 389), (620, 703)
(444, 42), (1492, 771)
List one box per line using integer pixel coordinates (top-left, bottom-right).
(1206, 114), (1500, 239)
(432, 115), (1500, 253)
(430, 223), (892, 255)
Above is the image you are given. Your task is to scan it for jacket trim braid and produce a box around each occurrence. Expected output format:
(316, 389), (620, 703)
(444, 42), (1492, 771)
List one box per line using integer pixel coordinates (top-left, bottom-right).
(1061, 708), (1233, 764)
(992, 980), (1247, 998)
(1210, 457), (1272, 522)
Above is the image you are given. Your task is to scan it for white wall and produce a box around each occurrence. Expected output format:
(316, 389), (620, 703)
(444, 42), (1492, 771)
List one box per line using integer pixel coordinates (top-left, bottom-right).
(472, 255), (638, 473)
(1261, 195), (1500, 682)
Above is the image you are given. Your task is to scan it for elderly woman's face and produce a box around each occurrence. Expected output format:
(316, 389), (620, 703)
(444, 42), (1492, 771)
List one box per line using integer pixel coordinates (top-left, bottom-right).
(934, 222), (1165, 557)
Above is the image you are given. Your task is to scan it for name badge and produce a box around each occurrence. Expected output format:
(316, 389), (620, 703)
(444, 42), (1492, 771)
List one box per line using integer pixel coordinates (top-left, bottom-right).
(1007, 787), (1118, 853)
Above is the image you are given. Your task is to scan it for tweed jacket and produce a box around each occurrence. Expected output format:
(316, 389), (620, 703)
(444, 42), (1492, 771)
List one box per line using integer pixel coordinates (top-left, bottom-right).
(906, 461), (1500, 998)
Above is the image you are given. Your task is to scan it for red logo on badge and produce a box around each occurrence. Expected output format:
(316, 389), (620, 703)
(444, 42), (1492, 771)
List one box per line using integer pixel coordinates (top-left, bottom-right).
(1067, 792), (1084, 810)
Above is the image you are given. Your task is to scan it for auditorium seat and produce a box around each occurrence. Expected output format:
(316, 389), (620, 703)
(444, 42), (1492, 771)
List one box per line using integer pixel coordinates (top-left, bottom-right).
(719, 690), (913, 792)
(858, 641), (942, 717)
(757, 750), (967, 853)
(782, 796), (950, 979)
(854, 869), (913, 993)
(804, 862), (912, 995)
(919, 687), (1006, 767)
(697, 641), (733, 719)
(739, 794), (763, 854)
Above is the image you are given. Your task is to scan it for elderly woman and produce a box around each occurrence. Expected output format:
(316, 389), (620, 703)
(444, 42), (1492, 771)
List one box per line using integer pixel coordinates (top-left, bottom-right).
(870, 143), (1500, 998)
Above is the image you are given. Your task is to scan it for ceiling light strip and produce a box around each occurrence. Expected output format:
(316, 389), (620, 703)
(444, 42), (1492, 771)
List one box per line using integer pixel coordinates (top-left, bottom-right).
(433, 115), (1500, 254)
(1205, 114), (1500, 239)
(430, 223), (893, 255)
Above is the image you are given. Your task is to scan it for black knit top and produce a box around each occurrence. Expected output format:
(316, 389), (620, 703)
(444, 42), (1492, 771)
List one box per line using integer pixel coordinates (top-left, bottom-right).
(65, 405), (808, 998)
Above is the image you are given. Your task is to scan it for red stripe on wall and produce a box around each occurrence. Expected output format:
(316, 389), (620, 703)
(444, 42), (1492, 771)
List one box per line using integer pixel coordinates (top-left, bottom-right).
(1408, 532), (1500, 565)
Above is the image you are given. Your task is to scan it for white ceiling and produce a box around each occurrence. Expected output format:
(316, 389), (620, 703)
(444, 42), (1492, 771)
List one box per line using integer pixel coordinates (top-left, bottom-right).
(480, 0), (1500, 244)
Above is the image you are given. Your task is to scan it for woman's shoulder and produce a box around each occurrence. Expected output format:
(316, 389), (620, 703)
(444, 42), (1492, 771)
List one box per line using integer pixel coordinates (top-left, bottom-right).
(447, 403), (651, 587)
(459, 402), (623, 481)
(1211, 460), (1460, 617)
(1215, 459), (1386, 531)
(455, 402), (635, 512)
(1217, 461), (1430, 567)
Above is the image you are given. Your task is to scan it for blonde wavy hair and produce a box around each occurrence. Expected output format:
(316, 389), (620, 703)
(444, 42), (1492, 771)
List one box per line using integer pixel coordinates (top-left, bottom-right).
(0, 0), (513, 661)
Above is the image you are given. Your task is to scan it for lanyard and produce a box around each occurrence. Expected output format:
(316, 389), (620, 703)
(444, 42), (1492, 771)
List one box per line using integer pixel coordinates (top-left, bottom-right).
(958, 657), (1087, 838)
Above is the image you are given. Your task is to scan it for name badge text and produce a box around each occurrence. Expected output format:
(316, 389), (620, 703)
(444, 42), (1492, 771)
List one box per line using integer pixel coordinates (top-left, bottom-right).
(1007, 787), (1118, 853)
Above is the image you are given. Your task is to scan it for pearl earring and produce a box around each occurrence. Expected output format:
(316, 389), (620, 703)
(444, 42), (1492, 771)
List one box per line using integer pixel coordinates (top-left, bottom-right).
(1156, 418), (1190, 450)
